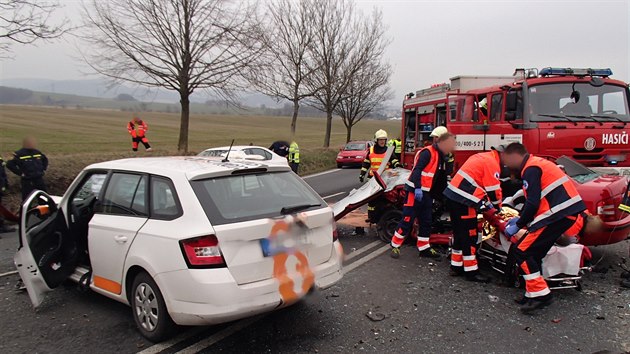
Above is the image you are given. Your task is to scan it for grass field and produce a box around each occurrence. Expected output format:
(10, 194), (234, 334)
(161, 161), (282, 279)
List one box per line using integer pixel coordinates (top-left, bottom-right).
(0, 105), (400, 209)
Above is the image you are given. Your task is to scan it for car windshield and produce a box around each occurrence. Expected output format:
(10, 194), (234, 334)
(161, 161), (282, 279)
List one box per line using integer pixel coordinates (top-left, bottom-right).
(191, 171), (325, 224)
(344, 143), (366, 151)
(528, 83), (630, 122)
(555, 156), (599, 183)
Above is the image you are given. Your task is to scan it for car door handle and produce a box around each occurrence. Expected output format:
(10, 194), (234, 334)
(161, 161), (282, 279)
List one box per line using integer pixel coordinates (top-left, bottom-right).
(114, 235), (128, 244)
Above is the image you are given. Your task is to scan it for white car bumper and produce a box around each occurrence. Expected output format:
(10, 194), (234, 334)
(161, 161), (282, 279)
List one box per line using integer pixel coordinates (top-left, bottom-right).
(156, 241), (343, 326)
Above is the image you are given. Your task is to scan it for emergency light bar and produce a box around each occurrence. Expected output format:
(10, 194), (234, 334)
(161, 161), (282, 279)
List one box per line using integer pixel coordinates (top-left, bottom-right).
(539, 67), (613, 77)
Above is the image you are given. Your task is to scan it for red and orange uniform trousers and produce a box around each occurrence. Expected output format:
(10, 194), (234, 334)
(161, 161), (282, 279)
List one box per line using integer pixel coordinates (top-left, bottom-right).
(390, 190), (433, 251)
(510, 217), (575, 298)
(448, 201), (480, 273)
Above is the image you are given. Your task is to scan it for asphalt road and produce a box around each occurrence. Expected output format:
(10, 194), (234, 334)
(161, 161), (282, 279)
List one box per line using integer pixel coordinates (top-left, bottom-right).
(1, 167), (629, 354)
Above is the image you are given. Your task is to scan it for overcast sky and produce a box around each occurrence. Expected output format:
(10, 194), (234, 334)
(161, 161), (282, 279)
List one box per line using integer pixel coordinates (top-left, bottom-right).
(1, 0), (628, 102)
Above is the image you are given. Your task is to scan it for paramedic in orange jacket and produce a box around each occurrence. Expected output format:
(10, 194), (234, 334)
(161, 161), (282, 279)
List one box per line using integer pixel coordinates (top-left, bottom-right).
(390, 132), (456, 259)
(127, 115), (152, 152)
(443, 147), (505, 283)
(502, 143), (587, 314)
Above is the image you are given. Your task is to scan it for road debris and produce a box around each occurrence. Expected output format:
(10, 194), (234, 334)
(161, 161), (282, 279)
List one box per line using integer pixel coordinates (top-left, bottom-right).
(366, 310), (386, 322)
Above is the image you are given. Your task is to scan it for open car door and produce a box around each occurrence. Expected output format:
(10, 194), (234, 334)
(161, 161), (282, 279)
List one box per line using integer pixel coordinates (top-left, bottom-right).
(14, 191), (77, 307)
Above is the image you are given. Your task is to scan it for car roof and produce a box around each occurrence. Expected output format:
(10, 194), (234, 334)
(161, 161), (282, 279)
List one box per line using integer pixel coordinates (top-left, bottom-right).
(202, 145), (269, 151)
(86, 156), (290, 180)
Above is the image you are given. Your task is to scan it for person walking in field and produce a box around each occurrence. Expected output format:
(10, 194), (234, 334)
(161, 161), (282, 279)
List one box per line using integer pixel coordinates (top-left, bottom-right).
(7, 136), (48, 200)
(127, 115), (153, 152)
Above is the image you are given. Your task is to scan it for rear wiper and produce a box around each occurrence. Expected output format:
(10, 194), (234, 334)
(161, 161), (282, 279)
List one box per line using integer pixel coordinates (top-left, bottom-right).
(537, 114), (578, 125)
(281, 204), (320, 215)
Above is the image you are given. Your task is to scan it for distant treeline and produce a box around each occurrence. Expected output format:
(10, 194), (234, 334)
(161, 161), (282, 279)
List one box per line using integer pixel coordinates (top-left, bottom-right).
(0, 86), (389, 119)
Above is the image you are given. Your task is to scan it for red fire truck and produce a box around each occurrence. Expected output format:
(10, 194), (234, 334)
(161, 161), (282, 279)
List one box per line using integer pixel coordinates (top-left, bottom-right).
(400, 68), (630, 171)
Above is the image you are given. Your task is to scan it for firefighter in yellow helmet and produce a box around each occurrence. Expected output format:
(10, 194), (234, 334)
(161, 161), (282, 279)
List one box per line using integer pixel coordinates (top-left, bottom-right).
(356, 130), (401, 234)
(359, 129), (400, 183)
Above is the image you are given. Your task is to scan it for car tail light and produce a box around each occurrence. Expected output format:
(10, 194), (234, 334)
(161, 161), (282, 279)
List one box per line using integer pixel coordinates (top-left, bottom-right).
(596, 200), (618, 222)
(332, 221), (339, 242)
(179, 235), (226, 268)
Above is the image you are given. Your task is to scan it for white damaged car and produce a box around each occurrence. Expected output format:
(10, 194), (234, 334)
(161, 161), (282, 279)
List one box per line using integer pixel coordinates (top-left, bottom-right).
(14, 156), (343, 341)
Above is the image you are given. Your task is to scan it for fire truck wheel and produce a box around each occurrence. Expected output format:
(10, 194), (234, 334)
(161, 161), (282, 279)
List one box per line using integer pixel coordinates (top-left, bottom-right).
(377, 209), (403, 243)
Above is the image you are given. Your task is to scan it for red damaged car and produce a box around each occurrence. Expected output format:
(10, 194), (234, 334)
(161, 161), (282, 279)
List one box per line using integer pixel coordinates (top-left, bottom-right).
(336, 141), (373, 168)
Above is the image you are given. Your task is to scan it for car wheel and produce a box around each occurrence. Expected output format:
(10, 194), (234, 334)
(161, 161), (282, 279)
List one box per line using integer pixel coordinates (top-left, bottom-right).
(337, 163), (343, 168)
(131, 271), (175, 342)
(377, 209), (402, 243)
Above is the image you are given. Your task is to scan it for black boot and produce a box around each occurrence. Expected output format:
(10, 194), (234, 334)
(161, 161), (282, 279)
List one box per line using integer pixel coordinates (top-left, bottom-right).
(520, 293), (554, 314)
(465, 272), (490, 283)
(449, 266), (464, 276)
(418, 248), (441, 259)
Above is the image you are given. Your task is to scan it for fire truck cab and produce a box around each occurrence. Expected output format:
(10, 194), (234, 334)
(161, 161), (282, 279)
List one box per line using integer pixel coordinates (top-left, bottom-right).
(401, 68), (630, 172)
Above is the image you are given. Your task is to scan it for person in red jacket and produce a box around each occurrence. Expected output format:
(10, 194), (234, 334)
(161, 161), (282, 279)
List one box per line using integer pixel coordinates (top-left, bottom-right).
(127, 115), (152, 152)
(443, 147), (504, 283)
(502, 142), (587, 314)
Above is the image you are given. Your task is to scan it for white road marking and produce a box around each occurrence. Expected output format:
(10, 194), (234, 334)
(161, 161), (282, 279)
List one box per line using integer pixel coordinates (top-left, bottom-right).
(138, 242), (387, 354)
(175, 316), (264, 354)
(343, 245), (390, 274)
(344, 240), (382, 261)
(302, 168), (341, 179)
(0, 270), (18, 278)
(322, 192), (345, 200)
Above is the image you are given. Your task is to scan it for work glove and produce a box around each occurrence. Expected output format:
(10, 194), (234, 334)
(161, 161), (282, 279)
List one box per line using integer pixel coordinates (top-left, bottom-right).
(504, 217), (521, 241)
(414, 188), (423, 202)
(359, 175), (365, 183)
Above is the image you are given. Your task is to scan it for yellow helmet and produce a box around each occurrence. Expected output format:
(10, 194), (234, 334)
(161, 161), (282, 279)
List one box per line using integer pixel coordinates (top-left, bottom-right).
(374, 129), (388, 140)
(430, 126), (448, 138)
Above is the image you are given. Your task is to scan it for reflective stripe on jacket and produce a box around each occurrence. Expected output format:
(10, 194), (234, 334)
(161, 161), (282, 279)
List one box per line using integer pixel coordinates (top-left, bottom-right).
(444, 150), (502, 207)
(367, 146), (387, 175)
(406, 145), (439, 192)
(521, 155), (585, 231)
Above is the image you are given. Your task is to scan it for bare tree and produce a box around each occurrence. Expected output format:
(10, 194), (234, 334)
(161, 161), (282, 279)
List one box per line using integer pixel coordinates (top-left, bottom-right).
(336, 64), (392, 143)
(0, 0), (67, 52)
(82, 0), (262, 153)
(251, 0), (317, 136)
(307, 0), (389, 148)
(334, 9), (392, 142)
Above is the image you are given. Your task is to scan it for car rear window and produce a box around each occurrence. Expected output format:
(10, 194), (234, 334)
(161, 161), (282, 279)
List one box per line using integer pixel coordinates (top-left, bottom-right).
(345, 143), (366, 151)
(191, 171), (325, 225)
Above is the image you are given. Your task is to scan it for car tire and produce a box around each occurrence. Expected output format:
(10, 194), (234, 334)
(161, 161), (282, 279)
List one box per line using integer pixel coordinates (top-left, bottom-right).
(377, 209), (403, 243)
(131, 271), (176, 342)
(337, 163), (343, 169)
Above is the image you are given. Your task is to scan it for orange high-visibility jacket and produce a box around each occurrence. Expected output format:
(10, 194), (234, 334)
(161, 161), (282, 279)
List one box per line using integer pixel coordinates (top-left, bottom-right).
(520, 155), (585, 231)
(406, 145), (439, 192)
(128, 120), (148, 138)
(444, 150), (502, 207)
(367, 146), (388, 176)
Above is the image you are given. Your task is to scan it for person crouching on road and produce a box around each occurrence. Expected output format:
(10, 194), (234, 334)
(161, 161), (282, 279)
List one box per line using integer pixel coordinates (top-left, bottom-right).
(501, 143), (587, 314)
(128, 115), (152, 152)
(443, 146), (505, 283)
(6, 136), (48, 201)
(288, 140), (300, 173)
(357, 130), (401, 234)
(390, 132), (456, 259)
